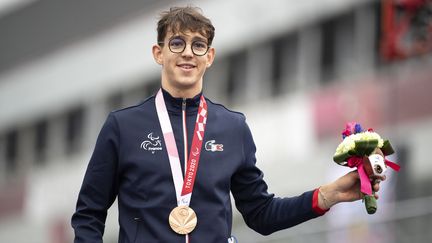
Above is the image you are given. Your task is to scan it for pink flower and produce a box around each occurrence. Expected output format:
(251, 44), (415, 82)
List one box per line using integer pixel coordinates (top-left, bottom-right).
(342, 122), (356, 139)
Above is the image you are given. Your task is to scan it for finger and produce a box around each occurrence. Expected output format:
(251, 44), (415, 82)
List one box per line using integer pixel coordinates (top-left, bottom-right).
(372, 182), (380, 192)
(370, 174), (386, 182)
(374, 193), (380, 200)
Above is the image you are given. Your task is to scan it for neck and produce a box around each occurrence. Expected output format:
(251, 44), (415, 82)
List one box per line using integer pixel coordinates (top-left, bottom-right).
(161, 82), (202, 99)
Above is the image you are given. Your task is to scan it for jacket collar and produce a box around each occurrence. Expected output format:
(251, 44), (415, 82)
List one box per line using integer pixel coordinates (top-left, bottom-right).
(161, 88), (202, 114)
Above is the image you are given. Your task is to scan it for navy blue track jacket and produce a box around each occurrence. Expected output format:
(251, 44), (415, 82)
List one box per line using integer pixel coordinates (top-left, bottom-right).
(72, 89), (323, 242)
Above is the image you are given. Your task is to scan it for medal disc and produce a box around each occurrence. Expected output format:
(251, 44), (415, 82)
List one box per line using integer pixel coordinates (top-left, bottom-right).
(168, 206), (197, 235)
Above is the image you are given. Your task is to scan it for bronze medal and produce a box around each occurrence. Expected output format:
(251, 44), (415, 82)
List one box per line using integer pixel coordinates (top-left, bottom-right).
(168, 206), (197, 235)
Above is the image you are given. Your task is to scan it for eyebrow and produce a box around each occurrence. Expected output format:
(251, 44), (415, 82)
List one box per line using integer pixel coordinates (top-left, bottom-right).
(191, 36), (207, 43)
(170, 35), (207, 43)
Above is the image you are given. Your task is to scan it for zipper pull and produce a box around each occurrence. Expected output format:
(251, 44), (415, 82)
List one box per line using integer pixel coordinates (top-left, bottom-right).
(181, 97), (188, 174)
(182, 98), (187, 111)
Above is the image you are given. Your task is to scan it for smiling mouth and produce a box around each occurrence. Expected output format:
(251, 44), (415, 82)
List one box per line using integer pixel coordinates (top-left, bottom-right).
(177, 64), (196, 70)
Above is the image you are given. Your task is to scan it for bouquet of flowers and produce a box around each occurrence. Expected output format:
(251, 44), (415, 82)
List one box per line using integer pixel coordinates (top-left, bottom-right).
(333, 122), (400, 214)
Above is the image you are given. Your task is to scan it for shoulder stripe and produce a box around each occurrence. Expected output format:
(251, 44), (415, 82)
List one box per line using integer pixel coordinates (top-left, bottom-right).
(110, 95), (155, 114)
(205, 98), (245, 118)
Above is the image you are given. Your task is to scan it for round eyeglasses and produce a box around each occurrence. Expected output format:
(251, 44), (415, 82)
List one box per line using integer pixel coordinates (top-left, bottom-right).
(160, 37), (210, 56)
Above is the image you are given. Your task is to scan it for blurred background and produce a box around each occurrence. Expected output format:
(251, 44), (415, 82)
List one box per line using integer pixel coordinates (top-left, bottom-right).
(0, 0), (431, 242)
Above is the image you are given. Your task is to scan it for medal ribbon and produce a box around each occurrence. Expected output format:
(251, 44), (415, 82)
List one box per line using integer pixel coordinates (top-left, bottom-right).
(155, 89), (208, 206)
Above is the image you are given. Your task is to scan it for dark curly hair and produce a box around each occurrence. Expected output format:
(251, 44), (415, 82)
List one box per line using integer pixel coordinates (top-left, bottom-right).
(157, 6), (215, 46)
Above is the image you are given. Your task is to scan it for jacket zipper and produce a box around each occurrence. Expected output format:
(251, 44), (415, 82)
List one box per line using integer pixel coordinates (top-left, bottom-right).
(133, 217), (141, 243)
(182, 98), (188, 175)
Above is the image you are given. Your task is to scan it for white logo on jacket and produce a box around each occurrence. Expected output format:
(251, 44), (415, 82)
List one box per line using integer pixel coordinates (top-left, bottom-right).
(141, 132), (162, 154)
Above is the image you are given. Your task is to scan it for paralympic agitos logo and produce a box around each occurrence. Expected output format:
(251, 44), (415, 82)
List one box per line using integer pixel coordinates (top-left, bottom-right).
(141, 132), (162, 154)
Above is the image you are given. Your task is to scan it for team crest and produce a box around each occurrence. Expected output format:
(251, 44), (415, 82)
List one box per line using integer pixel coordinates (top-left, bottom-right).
(141, 132), (162, 154)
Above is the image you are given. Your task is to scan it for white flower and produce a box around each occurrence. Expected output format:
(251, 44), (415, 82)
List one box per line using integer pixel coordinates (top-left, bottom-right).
(334, 131), (384, 156)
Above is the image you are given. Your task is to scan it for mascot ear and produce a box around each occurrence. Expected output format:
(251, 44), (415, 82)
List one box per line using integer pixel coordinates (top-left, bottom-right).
(373, 147), (384, 157)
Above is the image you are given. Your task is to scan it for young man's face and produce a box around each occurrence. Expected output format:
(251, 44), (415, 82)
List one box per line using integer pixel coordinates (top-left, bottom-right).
(152, 29), (215, 97)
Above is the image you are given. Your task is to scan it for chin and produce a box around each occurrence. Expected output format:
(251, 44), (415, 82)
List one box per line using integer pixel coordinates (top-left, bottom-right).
(175, 77), (200, 87)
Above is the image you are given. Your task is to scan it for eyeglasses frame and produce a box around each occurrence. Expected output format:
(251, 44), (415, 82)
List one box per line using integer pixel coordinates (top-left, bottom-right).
(158, 37), (210, 56)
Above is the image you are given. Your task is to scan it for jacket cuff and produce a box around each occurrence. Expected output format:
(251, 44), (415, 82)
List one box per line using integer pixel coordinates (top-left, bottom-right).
(312, 188), (330, 215)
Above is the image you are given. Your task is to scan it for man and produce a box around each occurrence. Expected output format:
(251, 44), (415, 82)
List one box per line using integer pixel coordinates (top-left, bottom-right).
(72, 6), (384, 243)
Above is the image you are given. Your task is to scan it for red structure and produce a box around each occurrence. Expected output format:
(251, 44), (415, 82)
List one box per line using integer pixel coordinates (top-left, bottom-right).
(380, 0), (432, 61)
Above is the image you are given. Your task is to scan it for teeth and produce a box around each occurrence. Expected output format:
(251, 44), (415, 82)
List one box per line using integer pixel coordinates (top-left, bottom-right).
(179, 64), (194, 69)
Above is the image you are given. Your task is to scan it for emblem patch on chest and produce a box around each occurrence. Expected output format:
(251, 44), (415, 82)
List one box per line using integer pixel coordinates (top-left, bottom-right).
(205, 140), (224, 152)
(140, 132), (162, 154)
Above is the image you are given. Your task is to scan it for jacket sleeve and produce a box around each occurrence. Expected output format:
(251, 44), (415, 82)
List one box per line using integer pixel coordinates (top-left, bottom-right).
(230, 118), (322, 235)
(71, 113), (120, 243)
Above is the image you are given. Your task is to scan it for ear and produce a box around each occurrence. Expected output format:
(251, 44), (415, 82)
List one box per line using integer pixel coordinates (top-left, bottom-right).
(152, 44), (163, 65)
(373, 147), (384, 157)
(206, 47), (216, 68)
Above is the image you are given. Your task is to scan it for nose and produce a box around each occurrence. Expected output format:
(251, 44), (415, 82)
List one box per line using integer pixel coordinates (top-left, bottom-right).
(181, 44), (194, 57)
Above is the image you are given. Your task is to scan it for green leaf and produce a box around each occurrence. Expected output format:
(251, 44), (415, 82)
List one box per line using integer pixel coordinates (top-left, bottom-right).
(354, 140), (378, 156)
(333, 152), (350, 164)
(381, 140), (395, 156)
